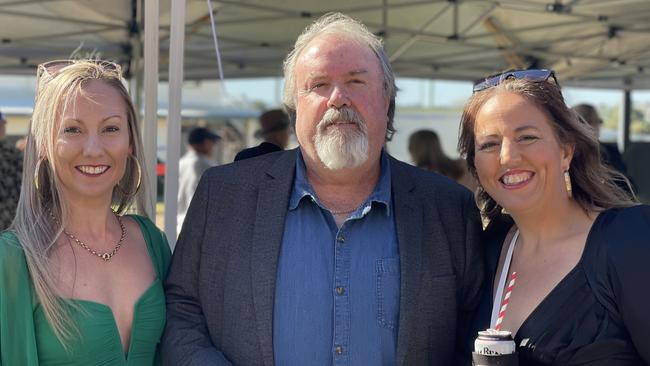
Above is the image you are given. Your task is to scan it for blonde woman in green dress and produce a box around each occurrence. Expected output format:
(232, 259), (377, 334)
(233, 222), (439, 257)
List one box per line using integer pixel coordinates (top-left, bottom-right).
(0, 60), (171, 365)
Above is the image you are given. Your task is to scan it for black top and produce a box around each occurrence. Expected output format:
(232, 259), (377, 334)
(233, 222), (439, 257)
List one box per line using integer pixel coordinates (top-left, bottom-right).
(234, 142), (282, 162)
(474, 206), (650, 366)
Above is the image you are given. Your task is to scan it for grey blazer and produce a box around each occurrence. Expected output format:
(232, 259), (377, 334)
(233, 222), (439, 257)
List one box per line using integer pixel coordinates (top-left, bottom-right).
(162, 149), (484, 366)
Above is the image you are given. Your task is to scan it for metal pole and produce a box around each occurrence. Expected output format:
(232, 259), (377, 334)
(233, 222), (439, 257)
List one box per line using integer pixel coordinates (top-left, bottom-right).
(143, 0), (159, 219)
(164, 0), (186, 248)
(452, 0), (459, 38)
(619, 86), (632, 153)
(131, 0), (143, 125)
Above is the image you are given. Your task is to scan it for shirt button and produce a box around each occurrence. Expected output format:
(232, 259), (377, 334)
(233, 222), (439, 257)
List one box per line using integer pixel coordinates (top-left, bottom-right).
(336, 234), (345, 243)
(335, 286), (345, 295)
(335, 345), (343, 355)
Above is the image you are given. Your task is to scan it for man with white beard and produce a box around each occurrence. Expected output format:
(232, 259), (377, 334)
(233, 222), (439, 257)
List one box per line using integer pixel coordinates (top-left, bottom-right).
(163, 13), (484, 366)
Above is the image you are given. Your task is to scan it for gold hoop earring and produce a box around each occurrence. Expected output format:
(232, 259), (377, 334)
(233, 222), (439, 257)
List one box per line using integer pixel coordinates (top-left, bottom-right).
(34, 158), (46, 193)
(564, 170), (573, 198)
(115, 155), (142, 197)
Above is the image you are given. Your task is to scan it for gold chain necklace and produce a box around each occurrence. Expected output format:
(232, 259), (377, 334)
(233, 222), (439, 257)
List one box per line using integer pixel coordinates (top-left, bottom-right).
(331, 207), (358, 215)
(328, 203), (365, 215)
(61, 214), (126, 262)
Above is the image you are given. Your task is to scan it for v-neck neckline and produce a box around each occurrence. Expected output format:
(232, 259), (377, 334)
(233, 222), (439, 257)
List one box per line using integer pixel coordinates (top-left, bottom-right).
(62, 215), (160, 361)
(70, 278), (160, 361)
(493, 211), (605, 342)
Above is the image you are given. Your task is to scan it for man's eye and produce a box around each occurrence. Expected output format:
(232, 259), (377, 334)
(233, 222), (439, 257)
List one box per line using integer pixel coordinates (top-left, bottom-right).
(519, 135), (539, 143)
(310, 83), (326, 90)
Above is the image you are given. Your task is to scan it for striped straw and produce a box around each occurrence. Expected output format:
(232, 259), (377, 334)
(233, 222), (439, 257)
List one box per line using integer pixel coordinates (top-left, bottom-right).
(495, 271), (518, 331)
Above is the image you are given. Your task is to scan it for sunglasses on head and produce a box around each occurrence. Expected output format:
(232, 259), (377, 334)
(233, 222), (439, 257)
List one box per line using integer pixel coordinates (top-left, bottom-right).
(472, 69), (559, 93)
(37, 59), (122, 80)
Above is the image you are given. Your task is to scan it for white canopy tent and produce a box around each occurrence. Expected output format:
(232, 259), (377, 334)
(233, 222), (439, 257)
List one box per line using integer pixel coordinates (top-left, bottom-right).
(2, 0), (650, 86)
(1, 0), (649, 242)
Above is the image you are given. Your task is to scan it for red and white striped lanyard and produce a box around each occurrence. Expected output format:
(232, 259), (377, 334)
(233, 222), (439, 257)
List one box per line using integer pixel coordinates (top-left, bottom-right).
(490, 229), (520, 329)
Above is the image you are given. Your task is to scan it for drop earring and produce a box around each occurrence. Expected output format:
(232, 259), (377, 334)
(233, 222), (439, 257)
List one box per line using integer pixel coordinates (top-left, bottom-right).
(564, 170), (573, 198)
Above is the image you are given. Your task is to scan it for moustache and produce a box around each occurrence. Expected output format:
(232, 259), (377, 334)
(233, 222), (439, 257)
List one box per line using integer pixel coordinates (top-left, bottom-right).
(318, 107), (365, 130)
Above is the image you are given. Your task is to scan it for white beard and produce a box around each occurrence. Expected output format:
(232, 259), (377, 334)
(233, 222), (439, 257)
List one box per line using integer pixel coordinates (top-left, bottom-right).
(314, 107), (369, 170)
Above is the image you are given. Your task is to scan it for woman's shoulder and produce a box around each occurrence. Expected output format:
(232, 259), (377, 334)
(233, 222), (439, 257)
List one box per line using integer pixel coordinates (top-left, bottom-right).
(127, 215), (167, 247)
(483, 214), (514, 245)
(127, 214), (158, 233)
(584, 206), (650, 332)
(0, 230), (26, 261)
(482, 214), (515, 268)
(126, 214), (171, 272)
(591, 205), (650, 250)
(584, 205), (650, 288)
(0, 231), (31, 282)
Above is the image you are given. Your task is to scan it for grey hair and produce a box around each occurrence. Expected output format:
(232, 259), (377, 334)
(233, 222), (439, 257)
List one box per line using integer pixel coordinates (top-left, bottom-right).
(282, 12), (397, 141)
(10, 59), (151, 347)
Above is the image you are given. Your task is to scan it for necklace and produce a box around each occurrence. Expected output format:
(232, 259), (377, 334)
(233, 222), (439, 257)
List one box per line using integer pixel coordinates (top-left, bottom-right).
(62, 214), (126, 262)
(331, 208), (357, 215)
(329, 203), (365, 215)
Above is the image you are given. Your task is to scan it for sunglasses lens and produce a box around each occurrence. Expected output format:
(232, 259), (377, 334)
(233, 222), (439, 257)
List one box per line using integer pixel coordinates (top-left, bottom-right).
(512, 69), (551, 80)
(46, 61), (73, 73)
(37, 60), (121, 81)
(473, 75), (502, 92)
(473, 75), (501, 92)
(39, 61), (75, 79)
(473, 69), (555, 93)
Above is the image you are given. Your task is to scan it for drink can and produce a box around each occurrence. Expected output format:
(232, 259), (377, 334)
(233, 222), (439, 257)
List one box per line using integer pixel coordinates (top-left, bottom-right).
(474, 329), (516, 356)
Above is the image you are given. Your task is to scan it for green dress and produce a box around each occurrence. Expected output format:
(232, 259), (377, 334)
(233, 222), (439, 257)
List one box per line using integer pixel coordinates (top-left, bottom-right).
(0, 215), (171, 366)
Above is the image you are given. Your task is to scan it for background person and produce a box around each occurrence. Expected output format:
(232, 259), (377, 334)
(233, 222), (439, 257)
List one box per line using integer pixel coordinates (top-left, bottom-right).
(0, 60), (170, 365)
(163, 12), (483, 366)
(408, 129), (476, 191)
(234, 109), (291, 161)
(0, 111), (23, 230)
(15, 136), (27, 152)
(572, 103), (635, 194)
(459, 69), (649, 364)
(177, 127), (220, 232)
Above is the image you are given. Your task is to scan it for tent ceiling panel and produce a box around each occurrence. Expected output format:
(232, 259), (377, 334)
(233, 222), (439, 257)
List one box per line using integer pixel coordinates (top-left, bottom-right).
(39, 1), (131, 23)
(0, 0), (649, 89)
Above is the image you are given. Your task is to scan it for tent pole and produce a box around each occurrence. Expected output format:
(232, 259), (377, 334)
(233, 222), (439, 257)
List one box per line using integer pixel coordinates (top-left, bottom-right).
(164, 0), (186, 248)
(618, 81), (632, 154)
(144, 0), (159, 220)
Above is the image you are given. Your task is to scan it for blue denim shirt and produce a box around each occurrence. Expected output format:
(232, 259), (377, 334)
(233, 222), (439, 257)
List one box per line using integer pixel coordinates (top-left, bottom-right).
(273, 150), (400, 366)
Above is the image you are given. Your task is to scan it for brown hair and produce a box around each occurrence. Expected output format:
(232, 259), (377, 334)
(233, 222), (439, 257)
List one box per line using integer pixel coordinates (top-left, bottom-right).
(408, 129), (464, 180)
(572, 103), (602, 129)
(457, 77), (635, 221)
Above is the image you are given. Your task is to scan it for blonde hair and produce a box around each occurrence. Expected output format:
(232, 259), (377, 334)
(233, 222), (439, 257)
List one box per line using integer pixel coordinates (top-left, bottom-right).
(10, 60), (151, 345)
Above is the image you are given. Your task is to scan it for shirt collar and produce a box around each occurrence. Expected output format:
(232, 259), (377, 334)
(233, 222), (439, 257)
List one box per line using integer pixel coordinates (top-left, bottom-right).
(289, 149), (392, 217)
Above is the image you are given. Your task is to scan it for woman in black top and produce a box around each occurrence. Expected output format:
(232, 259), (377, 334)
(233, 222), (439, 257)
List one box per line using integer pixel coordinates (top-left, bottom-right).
(458, 69), (649, 365)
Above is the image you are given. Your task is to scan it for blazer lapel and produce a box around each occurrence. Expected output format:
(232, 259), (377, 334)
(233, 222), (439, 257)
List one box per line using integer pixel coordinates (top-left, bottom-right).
(390, 158), (424, 366)
(251, 150), (297, 366)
